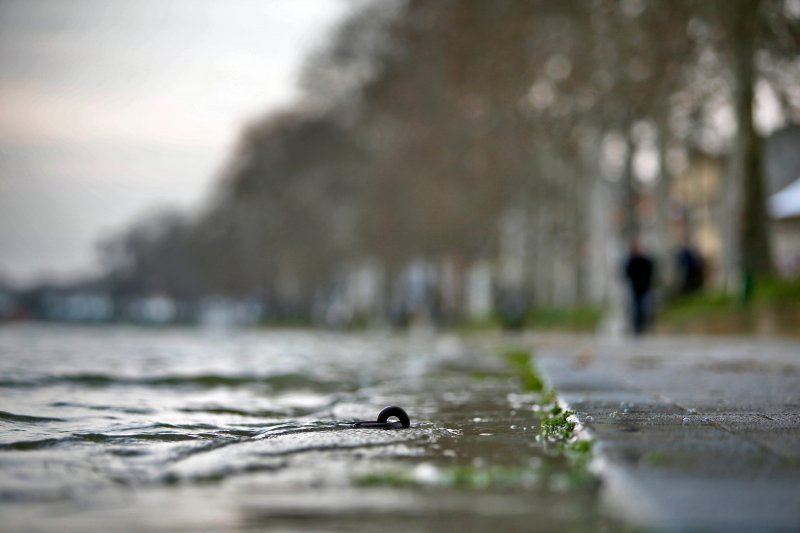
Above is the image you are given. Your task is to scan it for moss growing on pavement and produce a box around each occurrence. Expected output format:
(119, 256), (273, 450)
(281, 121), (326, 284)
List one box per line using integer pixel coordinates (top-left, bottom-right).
(502, 348), (545, 392)
(442, 465), (541, 489)
(565, 438), (592, 457)
(355, 461), (595, 492)
(357, 471), (418, 488)
(497, 348), (581, 447)
(540, 406), (577, 443)
(358, 346), (596, 494)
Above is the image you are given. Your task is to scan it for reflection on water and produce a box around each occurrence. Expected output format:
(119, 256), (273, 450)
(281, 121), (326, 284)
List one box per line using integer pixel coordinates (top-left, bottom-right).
(0, 325), (613, 531)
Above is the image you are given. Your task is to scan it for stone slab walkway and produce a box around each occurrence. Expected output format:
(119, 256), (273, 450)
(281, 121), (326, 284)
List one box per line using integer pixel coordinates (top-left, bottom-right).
(535, 336), (800, 532)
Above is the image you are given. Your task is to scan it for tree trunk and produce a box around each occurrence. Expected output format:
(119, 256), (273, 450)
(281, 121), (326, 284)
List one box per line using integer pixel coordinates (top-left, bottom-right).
(733, 0), (774, 282)
(621, 131), (639, 243)
(653, 113), (674, 291)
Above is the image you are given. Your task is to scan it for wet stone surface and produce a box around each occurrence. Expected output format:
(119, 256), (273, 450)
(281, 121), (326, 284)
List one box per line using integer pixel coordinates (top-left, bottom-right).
(537, 335), (800, 531)
(0, 325), (618, 532)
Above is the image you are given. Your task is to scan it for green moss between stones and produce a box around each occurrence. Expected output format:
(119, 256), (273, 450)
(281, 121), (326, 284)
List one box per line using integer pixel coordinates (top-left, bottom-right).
(357, 471), (418, 488)
(355, 346), (596, 493)
(540, 407), (577, 442)
(501, 348), (545, 393)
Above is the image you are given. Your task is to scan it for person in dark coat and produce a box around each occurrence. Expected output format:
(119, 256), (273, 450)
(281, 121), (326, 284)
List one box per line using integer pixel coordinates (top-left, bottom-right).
(676, 241), (704, 295)
(623, 239), (656, 335)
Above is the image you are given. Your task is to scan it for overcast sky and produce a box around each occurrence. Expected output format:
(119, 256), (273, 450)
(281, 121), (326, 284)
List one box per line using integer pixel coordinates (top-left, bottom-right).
(0, 0), (351, 286)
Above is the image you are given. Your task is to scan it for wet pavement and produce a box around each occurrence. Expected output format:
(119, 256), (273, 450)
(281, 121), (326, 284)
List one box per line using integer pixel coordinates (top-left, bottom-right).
(7, 325), (797, 530)
(535, 335), (800, 531)
(0, 325), (616, 532)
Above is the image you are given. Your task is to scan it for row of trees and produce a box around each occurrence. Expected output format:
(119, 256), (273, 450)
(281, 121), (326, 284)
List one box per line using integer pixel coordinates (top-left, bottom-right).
(99, 0), (800, 320)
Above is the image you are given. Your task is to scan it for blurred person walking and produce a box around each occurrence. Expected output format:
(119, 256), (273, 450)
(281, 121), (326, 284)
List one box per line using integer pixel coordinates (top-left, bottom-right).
(675, 238), (704, 296)
(623, 239), (656, 335)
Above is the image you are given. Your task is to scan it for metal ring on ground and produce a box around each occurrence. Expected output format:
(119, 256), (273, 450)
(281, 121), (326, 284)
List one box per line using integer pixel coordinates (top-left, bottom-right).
(350, 421), (398, 429)
(376, 406), (410, 428)
(348, 406), (411, 429)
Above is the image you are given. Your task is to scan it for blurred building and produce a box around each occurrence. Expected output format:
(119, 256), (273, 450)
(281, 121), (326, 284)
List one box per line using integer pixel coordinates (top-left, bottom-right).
(770, 178), (800, 276)
(766, 125), (800, 277)
(669, 152), (724, 286)
(665, 125), (800, 286)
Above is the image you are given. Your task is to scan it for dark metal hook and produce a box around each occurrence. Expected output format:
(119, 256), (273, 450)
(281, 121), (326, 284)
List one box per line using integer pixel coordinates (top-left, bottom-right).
(350, 405), (410, 429)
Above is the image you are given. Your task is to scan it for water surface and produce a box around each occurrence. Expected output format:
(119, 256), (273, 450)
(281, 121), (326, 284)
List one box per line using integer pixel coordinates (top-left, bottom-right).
(0, 324), (612, 531)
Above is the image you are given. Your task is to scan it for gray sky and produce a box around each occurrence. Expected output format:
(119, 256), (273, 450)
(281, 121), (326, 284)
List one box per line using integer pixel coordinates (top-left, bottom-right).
(0, 0), (351, 286)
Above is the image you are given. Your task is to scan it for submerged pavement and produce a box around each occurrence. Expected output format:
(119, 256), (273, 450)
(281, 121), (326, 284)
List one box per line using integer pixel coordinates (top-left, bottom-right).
(535, 335), (800, 532)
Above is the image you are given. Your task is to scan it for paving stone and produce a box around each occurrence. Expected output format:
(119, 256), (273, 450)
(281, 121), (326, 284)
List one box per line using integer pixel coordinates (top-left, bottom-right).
(536, 336), (800, 531)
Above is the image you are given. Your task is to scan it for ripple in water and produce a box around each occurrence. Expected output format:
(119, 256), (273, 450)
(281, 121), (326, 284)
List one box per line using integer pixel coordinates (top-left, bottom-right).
(0, 326), (436, 502)
(0, 325), (613, 531)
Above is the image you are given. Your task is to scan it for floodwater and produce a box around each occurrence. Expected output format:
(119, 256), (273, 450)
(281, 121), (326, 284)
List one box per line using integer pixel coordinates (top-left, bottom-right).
(0, 325), (613, 531)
